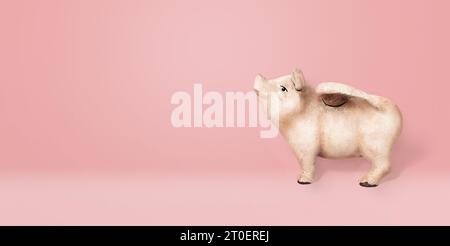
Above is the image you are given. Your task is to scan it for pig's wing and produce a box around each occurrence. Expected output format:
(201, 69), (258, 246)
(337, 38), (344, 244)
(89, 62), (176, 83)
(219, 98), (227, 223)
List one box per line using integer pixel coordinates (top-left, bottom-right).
(316, 82), (385, 110)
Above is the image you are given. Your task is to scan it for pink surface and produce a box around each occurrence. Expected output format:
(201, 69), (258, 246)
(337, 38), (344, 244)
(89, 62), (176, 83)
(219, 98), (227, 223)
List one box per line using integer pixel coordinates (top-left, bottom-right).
(0, 0), (449, 225)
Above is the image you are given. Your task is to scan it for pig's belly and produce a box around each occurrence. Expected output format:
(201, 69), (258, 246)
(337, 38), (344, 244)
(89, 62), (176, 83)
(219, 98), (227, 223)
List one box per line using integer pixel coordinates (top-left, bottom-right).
(318, 118), (360, 158)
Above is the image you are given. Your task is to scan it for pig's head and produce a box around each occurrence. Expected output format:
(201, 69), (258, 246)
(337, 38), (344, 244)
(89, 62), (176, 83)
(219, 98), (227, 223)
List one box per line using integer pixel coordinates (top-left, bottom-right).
(254, 69), (309, 122)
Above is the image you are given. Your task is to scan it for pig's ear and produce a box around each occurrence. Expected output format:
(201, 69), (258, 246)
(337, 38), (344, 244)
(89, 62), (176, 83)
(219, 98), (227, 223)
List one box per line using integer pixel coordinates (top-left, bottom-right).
(291, 69), (306, 91)
(255, 74), (266, 83)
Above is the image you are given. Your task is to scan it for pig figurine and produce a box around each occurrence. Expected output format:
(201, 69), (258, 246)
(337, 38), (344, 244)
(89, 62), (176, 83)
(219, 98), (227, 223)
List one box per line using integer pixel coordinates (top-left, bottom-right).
(254, 69), (402, 187)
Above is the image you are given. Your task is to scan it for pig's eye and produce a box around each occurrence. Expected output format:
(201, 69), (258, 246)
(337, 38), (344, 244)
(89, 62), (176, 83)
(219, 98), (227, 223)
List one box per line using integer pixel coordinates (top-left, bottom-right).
(280, 85), (288, 93)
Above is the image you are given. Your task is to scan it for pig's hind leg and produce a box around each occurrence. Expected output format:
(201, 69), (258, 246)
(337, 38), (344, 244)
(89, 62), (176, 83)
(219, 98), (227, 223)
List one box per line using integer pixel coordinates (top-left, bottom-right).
(359, 122), (398, 187)
(359, 154), (391, 187)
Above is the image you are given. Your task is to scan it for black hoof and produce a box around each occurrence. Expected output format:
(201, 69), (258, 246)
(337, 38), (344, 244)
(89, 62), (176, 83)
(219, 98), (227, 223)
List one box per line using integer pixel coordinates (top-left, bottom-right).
(359, 182), (378, 187)
(297, 180), (311, 185)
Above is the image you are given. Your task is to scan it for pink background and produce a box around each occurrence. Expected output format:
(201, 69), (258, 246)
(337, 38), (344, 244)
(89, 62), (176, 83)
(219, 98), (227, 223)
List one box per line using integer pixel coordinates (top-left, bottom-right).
(0, 0), (449, 225)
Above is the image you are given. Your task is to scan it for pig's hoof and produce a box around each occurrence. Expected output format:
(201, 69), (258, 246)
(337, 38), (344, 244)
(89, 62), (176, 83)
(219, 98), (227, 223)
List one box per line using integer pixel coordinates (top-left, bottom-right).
(297, 180), (311, 185)
(359, 182), (378, 188)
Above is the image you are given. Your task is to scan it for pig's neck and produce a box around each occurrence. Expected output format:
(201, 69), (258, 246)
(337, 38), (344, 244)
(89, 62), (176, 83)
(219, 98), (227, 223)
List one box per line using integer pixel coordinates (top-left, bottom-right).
(278, 91), (320, 138)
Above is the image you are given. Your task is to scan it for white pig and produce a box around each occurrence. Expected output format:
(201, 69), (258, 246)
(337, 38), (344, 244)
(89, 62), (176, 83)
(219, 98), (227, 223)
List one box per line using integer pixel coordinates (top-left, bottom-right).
(254, 69), (402, 187)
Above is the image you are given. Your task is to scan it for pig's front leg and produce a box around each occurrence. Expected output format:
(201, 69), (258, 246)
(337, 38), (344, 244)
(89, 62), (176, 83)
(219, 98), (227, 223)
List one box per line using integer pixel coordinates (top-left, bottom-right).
(296, 154), (317, 185)
(284, 123), (320, 185)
